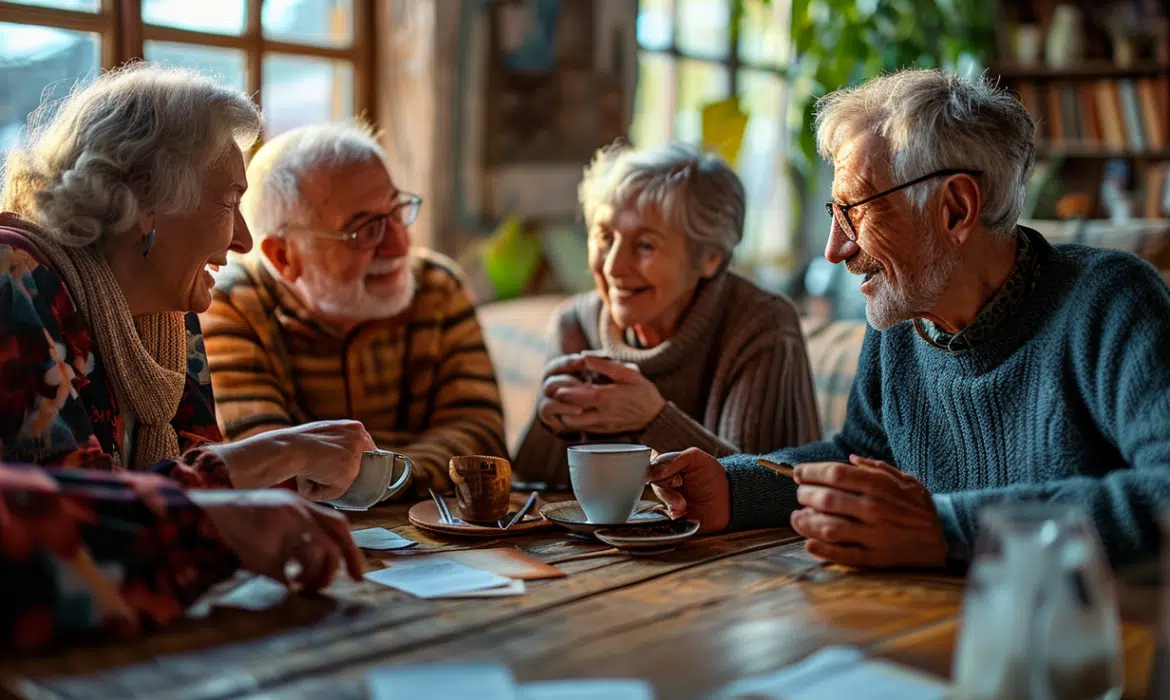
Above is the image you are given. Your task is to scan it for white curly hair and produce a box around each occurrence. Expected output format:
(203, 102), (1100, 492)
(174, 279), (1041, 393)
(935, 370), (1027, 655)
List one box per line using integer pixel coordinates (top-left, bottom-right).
(0, 62), (262, 248)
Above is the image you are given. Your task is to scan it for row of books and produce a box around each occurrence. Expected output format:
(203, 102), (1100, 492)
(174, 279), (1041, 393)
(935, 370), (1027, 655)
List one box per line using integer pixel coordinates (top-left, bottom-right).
(1015, 77), (1169, 152)
(1143, 162), (1170, 218)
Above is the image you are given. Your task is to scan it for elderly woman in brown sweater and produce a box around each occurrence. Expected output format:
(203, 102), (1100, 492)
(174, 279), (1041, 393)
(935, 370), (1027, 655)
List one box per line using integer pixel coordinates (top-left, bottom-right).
(512, 141), (821, 485)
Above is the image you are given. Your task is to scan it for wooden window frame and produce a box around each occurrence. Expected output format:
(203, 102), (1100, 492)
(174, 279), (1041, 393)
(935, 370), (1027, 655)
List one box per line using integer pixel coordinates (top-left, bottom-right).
(0, 0), (378, 136)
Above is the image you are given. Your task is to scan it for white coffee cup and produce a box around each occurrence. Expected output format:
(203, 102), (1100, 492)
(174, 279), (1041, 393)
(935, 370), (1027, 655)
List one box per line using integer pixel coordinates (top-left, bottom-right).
(323, 449), (413, 511)
(567, 444), (652, 524)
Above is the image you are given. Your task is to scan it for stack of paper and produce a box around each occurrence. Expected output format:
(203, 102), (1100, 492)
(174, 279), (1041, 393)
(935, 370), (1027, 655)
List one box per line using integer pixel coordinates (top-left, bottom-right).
(712, 647), (951, 700)
(367, 664), (656, 700)
(351, 527), (417, 551)
(365, 559), (525, 599)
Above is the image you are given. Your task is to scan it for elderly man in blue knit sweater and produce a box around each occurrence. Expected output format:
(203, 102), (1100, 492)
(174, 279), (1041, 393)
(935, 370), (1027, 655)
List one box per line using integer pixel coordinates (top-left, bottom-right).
(650, 68), (1170, 570)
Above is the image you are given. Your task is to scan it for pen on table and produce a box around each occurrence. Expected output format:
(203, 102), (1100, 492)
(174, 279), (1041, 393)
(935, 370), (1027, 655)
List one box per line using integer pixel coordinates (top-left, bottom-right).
(757, 457), (795, 479)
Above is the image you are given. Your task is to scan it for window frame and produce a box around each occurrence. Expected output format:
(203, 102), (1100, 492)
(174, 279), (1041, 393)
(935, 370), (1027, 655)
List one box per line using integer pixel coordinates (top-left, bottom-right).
(635, 0), (787, 142)
(0, 0), (378, 140)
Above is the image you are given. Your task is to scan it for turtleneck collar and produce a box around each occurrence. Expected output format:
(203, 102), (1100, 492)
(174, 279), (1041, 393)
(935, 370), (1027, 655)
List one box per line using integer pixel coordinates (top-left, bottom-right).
(595, 272), (730, 376)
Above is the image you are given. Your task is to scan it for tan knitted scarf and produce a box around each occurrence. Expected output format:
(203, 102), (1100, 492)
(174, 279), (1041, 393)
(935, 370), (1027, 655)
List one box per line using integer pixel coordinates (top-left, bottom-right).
(0, 214), (186, 468)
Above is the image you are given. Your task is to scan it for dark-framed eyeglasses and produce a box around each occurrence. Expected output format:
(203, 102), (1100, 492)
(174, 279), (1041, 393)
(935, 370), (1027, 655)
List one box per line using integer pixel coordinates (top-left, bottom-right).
(280, 192), (423, 250)
(825, 169), (982, 242)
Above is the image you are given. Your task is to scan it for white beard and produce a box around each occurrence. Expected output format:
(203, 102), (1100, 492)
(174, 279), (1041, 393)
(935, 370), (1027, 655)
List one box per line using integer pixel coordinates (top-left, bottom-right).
(865, 235), (960, 331)
(296, 257), (417, 321)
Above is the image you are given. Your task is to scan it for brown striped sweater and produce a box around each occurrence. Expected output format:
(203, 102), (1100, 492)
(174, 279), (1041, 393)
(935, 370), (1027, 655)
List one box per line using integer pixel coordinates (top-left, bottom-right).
(512, 272), (822, 485)
(199, 251), (506, 495)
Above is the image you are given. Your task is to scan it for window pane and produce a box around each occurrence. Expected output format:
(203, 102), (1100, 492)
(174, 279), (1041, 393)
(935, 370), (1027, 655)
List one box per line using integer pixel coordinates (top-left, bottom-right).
(636, 0), (672, 51)
(675, 59), (729, 144)
(676, 0), (729, 59)
(5, 0), (98, 10)
(738, 0), (787, 67)
(263, 54), (353, 137)
(142, 0), (246, 36)
(629, 52), (673, 149)
(143, 42), (246, 91)
(737, 69), (791, 263)
(0, 23), (100, 156)
(263, 0), (353, 49)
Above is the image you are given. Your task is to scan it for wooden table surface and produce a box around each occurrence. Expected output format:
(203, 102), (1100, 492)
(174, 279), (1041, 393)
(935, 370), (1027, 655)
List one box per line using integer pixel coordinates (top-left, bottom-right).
(1, 499), (1160, 700)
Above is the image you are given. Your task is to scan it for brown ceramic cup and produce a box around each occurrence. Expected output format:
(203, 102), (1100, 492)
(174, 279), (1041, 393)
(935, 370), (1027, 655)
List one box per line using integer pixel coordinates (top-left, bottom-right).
(448, 455), (512, 522)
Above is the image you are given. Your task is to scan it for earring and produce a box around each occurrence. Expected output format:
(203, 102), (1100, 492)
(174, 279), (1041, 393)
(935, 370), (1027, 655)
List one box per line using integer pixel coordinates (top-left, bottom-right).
(142, 210), (156, 257)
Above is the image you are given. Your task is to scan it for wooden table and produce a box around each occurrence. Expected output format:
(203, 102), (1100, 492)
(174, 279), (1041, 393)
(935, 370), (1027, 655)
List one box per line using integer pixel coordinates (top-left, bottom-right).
(1, 502), (1160, 699)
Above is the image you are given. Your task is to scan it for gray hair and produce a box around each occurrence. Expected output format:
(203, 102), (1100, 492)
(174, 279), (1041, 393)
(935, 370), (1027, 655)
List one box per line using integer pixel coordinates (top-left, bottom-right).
(578, 141), (745, 269)
(815, 69), (1035, 238)
(0, 62), (262, 248)
(242, 121), (389, 240)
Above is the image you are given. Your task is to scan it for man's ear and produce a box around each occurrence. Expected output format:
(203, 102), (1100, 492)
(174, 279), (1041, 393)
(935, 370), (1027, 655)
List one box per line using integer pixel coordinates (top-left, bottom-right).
(938, 173), (982, 247)
(260, 236), (299, 282)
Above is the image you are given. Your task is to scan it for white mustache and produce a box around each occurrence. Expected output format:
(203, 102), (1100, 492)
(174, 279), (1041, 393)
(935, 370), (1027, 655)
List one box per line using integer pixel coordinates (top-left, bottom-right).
(366, 258), (408, 276)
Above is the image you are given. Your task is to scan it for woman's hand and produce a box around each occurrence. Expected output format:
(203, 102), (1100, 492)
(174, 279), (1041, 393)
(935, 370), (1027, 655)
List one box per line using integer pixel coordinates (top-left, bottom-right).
(190, 489), (364, 591)
(539, 354), (666, 435)
(209, 420), (375, 500)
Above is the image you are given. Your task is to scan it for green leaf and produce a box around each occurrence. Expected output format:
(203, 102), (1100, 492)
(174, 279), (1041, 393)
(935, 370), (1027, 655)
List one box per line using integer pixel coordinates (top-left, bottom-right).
(791, 0), (810, 23)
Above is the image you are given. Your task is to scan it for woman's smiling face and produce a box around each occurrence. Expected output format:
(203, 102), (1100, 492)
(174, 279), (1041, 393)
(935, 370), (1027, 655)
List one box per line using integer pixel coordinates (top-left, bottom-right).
(588, 201), (720, 345)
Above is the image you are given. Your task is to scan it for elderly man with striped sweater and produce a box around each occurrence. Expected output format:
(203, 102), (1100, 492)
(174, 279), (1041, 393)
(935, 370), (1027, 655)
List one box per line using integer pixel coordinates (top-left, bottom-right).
(200, 123), (505, 496)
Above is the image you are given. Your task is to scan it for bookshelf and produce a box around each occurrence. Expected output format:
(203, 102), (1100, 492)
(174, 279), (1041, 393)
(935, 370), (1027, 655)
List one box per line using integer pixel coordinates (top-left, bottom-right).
(990, 1), (1170, 221)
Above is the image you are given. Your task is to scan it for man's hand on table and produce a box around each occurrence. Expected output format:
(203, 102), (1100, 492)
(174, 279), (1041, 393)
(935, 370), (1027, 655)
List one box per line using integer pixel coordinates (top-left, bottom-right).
(648, 448), (731, 533)
(791, 455), (948, 569)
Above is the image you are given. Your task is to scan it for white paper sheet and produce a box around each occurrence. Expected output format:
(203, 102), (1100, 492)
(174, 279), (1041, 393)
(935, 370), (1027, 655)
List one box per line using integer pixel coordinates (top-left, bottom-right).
(367, 663), (518, 700)
(212, 575), (289, 611)
(714, 647), (950, 700)
(364, 559), (513, 598)
(441, 579), (527, 598)
(520, 679), (656, 700)
(351, 527), (417, 550)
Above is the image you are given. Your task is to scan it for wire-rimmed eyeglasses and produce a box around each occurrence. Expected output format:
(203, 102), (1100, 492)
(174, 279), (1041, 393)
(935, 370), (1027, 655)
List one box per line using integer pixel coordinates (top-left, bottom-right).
(825, 169), (982, 242)
(280, 192), (423, 250)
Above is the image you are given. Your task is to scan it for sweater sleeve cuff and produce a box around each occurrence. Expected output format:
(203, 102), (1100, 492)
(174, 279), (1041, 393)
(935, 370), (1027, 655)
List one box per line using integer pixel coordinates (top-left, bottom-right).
(933, 493), (973, 565)
(721, 453), (800, 532)
(152, 448), (233, 490)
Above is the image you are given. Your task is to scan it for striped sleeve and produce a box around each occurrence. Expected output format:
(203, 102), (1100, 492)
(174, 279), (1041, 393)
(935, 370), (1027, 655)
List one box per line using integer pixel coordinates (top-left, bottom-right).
(200, 288), (295, 440)
(394, 281), (506, 493)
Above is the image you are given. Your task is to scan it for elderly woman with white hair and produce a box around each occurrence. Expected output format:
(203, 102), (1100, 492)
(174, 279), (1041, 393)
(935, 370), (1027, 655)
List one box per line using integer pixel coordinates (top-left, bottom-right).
(512, 141), (821, 485)
(0, 64), (369, 651)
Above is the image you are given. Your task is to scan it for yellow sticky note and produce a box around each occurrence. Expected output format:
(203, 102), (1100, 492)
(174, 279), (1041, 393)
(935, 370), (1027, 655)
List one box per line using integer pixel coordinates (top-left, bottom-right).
(701, 98), (749, 165)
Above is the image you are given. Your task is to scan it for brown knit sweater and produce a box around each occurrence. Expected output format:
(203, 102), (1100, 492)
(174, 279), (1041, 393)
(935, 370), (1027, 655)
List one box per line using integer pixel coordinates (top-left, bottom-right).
(511, 272), (822, 485)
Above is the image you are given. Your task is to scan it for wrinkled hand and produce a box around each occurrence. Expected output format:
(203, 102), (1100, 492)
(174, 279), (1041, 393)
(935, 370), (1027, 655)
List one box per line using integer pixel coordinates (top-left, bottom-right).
(191, 489), (363, 591)
(210, 420), (376, 500)
(538, 354), (665, 435)
(647, 448), (731, 533)
(791, 455), (947, 569)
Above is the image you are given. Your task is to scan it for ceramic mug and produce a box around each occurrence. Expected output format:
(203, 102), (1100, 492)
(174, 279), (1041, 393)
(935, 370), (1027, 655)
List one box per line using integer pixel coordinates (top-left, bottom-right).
(567, 444), (651, 524)
(449, 455), (512, 522)
(323, 449), (414, 511)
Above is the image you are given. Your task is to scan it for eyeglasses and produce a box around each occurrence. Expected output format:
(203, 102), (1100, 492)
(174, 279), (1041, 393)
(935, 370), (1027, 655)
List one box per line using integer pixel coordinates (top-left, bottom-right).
(825, 169), (982, 242)
(281, 192), (423, 250)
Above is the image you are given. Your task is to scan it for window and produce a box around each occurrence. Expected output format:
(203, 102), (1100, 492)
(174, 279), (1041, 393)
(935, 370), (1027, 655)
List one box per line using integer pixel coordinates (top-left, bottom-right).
(0, 0), (375, 156)
(632, 0), (795, 278)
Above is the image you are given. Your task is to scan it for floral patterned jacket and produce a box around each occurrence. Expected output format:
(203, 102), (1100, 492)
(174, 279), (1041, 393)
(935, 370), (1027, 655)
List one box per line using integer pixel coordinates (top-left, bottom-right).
(0, 215), (239, 650)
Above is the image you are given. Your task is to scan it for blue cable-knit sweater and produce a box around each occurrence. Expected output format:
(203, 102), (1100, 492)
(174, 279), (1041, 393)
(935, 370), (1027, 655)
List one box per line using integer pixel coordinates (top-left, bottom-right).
(723, 227), (1170, 567)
